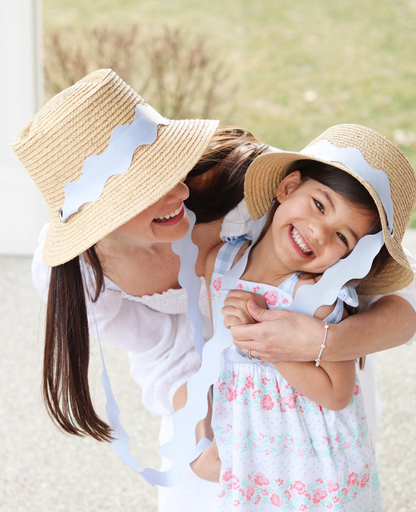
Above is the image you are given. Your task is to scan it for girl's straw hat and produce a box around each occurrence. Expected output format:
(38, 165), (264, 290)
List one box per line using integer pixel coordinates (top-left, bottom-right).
(12, 69), (219, 267)
(245, 124), (416, 295)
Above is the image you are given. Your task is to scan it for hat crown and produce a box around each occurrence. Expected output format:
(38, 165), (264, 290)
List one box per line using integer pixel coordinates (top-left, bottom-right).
(304, 124), (416, 244)
(11, 69), (144, 206)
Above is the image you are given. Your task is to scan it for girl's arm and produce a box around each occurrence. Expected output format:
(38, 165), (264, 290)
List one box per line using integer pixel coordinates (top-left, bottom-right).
(230, 294), (416, 363)
(222, 290), (356, 410)
(273, 305), (355, 411)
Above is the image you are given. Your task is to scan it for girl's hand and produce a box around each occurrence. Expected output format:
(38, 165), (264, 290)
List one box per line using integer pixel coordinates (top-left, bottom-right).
(190, 438), (221, 482)
(221, 290), (268, 328)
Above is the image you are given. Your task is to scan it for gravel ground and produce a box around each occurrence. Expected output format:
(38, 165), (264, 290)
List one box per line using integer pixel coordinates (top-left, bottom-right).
(1, 232), (416, 511)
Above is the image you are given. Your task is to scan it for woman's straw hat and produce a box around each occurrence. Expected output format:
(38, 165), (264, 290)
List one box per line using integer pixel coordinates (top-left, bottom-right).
(245, 124), (416, 295)
(12, 69), (219, 267)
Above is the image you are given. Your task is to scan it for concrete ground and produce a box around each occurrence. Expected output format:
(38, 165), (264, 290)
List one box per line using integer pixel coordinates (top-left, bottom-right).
(1, 232), (416, 511)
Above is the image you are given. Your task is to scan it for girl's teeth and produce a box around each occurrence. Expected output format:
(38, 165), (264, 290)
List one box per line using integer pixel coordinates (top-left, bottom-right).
(291, 227), (312, 254)
(154, 205), (183, 221)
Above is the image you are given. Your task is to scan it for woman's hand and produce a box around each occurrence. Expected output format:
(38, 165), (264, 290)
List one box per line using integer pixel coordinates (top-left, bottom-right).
(231, 300), (325, 362)
(231, 295), (416, 363)
(190, 438), (221, 482)
(221, 290), (268, 328)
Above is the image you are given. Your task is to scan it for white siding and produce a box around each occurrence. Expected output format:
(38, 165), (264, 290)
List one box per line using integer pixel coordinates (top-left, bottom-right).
(0, 0), (48, 255)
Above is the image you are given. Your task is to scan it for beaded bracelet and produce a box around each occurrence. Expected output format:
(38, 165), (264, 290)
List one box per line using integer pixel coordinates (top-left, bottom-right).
(315, 322), (329, 367)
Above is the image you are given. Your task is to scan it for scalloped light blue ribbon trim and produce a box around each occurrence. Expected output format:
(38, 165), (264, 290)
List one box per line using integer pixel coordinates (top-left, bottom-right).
(60, 104), (169, 222)
(300, 140), (394, 235)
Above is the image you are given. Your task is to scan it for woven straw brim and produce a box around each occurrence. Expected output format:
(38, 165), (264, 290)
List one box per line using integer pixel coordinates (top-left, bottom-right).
(11, 69), (219, 266)
(245, 127), (416, 295)
(43, 118), (218, 266)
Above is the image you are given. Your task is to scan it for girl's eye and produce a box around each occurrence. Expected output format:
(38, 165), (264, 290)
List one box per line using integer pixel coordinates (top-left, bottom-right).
(337, 232), (349, 248)
(314, 199), (324, 213)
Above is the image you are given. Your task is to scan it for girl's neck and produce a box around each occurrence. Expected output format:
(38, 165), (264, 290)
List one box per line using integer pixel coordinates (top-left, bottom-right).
(242, 228), (295, 287)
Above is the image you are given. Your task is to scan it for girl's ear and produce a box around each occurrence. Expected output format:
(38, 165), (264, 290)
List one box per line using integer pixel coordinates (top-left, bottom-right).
(276, 171), (302, 202)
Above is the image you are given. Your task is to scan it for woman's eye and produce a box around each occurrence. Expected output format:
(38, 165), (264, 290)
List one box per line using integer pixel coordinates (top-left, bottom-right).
(314, 199), (324, 213)
(337, 232), (349, 248)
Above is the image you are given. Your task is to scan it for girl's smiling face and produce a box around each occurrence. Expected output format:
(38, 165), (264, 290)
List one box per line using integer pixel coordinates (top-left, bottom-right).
(269, 171), (378, 274)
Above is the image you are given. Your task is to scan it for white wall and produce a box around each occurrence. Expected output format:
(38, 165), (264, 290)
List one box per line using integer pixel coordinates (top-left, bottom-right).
(0, 0), (48, 256)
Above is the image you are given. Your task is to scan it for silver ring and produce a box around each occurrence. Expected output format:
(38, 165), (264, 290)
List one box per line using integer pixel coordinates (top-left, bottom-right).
(246, 349), (252, 360)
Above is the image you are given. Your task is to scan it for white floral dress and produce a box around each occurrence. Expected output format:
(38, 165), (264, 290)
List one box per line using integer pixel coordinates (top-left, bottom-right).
(210, 238), (384, 512)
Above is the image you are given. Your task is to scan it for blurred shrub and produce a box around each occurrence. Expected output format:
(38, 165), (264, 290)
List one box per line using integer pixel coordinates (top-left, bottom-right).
(44, 25), (236, 119)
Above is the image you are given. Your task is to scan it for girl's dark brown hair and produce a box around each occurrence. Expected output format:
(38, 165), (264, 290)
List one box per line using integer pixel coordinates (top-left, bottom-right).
(43, 125), (269, 441)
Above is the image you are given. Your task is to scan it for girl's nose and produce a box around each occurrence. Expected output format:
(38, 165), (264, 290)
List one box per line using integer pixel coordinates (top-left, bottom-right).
(308, 220), (329, 244)
(164, 181), (190, 203)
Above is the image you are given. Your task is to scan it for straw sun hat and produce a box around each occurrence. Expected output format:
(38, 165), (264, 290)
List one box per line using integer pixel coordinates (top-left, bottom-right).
(245, 124), (416, 295)
(12, 69), (219, 267)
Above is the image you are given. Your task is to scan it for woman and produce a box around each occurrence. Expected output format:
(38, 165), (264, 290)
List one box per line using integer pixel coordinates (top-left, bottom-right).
(15, 69), (416, 511)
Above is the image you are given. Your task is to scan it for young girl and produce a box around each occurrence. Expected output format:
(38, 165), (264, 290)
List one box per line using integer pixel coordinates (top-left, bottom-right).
(202, 125), (416, 511)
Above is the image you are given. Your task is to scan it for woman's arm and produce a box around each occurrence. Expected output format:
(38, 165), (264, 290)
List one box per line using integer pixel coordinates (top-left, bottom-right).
(230, 294), (416, 363)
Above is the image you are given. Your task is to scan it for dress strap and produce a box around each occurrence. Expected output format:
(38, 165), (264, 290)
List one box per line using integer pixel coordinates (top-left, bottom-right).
(213, 235), (251, 276)
(323, 286), (358, 324)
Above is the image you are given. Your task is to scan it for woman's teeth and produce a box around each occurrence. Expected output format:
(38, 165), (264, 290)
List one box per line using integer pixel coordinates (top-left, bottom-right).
(154, 205), (183, 222)
(291, 227), (312, 255)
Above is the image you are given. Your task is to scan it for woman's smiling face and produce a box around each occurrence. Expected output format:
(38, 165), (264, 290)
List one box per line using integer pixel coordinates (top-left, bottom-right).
(269, 171), (378, 274)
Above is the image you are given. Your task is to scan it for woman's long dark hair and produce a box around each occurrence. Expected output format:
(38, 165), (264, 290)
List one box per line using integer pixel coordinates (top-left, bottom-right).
(43, 125), (268, 441)
(185, 126), (268, 223)
(44, 246), (112, 441)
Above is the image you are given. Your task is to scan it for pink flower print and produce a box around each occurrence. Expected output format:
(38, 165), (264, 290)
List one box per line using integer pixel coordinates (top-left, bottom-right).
(282, 298), (290, 306)
(245, 375), (255, 389)
(332, 496), (340, 503)
(252, 285), (262, 292)
(231, 475), (240, 489)
(233, 499), (241, 507)
(252, 389), (261, 399)
(347, 472), (358, 486)
(305, 493), (311, 501)
(354, 383), (360, 396)
(244, 397), (248, 406)
(312, 489), (328, 504)
(284, 490), (291, 500)
(218, 381), (226, 392)
(343, 441), (351, 449)
(291, 481), (306, 494)
(326, 504), (333, 509)
(239, 488), (245, 498)
(262, 489), (269, 496)
(254, 473), (270, 486)
(327, 481), (339, 493)
(254, 495), (261, 505)
(261, 394), (275, 411)
(236, 282), (244, 290)
(297, 448), (305, 457)
(270, 493), (283, 507)
(212, 277), (222, 291)
(226, 386), (237, 402)
(262, 377), (270, 385)
(316, 478), (324, 484)
(341, 487), (348, 496)
(219, 436), (226, 444)
(226, 423), (233, 434)
(275, 479), (284, 487)
(360, 473), (370, 488)
(246, 485), (255, 501)
(222, 468), (233, 482)
(300, 505), (307, 511)
(263, 290), (279, 306)
(282, 394), (297, 409)
(218, 490), (226, 498)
